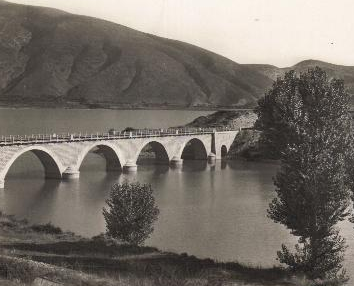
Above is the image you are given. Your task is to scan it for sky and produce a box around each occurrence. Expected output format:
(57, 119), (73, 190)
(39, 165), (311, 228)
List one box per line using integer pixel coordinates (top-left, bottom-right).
(5, 0), (354, 67)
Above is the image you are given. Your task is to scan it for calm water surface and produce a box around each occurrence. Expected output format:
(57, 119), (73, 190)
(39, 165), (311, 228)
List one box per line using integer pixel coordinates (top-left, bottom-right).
(0, 108), (213, 135)
(1, 108), (354, 277)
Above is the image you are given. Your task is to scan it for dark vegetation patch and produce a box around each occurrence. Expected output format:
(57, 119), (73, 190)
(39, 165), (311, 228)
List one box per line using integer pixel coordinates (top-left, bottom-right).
(30, 223), (62, 235)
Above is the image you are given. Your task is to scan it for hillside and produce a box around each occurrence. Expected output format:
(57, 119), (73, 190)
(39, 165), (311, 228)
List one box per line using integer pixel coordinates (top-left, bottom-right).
(185, 110), (256, 129)
(0, 0), (273, 109)
(2, 1), (354, 109)
(245, 60), (354, 104)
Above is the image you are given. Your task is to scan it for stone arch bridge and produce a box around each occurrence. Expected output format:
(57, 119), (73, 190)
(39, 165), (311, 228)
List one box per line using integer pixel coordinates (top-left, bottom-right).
(0, 128), (239, 188)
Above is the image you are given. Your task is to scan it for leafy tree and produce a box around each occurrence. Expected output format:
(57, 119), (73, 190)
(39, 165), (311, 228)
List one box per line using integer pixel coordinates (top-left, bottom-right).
(103, 182), (159, 246)
(263, 68), (353, 281)
(255, 71), (304, 159)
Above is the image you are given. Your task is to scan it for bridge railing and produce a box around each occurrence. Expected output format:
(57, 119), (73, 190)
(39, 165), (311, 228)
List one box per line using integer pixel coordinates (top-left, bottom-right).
(0, 126), (240, 146)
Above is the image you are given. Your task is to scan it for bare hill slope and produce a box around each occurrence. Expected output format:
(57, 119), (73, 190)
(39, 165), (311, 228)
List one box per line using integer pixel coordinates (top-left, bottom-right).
(0, 1), (273, 108)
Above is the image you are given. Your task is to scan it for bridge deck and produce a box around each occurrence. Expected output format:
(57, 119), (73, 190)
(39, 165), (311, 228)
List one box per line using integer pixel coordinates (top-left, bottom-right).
(0, 127), (239, 146)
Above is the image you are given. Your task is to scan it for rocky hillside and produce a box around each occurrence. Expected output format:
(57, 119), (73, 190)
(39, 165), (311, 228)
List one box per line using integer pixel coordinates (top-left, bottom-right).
(185, 110), (257, 129)
(0, 0), (273, 109)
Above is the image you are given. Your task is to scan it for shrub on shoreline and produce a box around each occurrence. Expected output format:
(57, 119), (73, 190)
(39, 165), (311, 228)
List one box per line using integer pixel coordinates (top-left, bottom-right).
(103, 182), (160, 246)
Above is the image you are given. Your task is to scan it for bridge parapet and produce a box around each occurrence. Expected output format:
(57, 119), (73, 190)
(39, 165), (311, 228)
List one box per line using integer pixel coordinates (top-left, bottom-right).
(0, 127), (239, 146)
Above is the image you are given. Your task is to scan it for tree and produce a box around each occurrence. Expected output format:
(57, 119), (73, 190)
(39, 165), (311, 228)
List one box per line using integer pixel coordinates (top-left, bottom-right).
(261, 68), (353, 281)
(103, 182), (159, 246)
(255, 71), (305, 159)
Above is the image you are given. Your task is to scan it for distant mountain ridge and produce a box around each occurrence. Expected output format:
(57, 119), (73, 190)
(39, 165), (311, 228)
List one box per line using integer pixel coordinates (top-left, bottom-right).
(0, 1), (354, 109)
(244, 60), (354, 104)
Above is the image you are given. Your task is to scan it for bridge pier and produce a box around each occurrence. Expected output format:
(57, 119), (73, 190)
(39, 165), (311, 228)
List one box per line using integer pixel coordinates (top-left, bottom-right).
(62, 167), (80, 180)
(170, 156), (183, 166)
(0, 179), (4, 189)
(123, 160), (138, 172)
(208, 152), (216, 163)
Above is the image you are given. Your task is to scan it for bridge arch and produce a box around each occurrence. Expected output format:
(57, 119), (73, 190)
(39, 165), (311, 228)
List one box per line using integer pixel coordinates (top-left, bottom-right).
(0, 146), (64, 186)
(135, 140), (170, 165)
(180, 138), (208, 160)
(76, 142), (124, 172)
(221, 145), (228, 158)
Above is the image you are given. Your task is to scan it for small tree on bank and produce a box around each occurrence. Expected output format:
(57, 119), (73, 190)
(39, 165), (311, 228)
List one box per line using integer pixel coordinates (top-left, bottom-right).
(260, 68), (353, 281)
(103, 182), (159, 246)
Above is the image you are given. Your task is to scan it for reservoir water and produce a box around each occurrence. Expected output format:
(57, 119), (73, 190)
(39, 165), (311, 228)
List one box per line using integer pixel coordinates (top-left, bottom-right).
(0, 108), (354, 277)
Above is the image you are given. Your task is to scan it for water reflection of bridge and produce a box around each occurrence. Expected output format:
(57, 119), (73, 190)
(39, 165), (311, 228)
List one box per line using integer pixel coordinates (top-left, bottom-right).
(0, 128), (240, 188)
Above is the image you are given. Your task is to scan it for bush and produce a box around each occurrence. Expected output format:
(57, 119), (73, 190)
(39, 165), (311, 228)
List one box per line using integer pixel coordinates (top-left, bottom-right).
(103, 182), (159, 246)
(122, 127), (136, 132)
(30, 223), (63, 234)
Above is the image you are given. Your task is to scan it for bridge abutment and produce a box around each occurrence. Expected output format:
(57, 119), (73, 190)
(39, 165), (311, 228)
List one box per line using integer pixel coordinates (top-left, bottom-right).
(213, 131), (239, 159)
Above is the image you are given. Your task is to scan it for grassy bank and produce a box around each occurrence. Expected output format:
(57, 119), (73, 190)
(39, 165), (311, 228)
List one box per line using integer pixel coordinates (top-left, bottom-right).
(0, 212), (301, 286)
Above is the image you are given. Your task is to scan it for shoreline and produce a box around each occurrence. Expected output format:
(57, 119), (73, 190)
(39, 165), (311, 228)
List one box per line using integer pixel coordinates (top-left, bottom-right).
(0, 103), (255, 112)
(0, 212), (296, 286)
